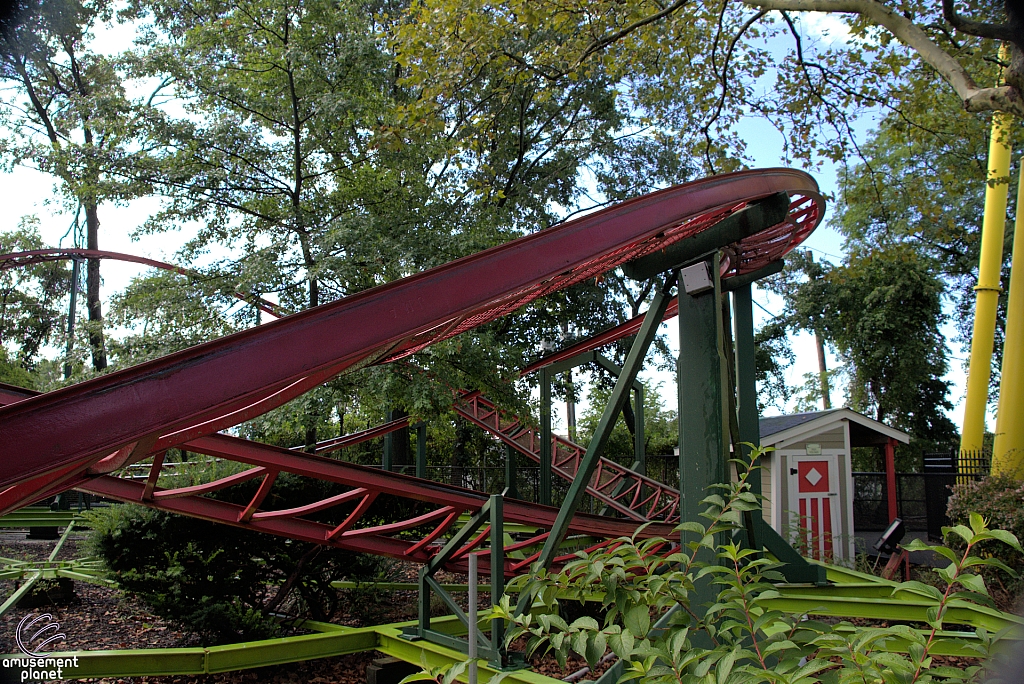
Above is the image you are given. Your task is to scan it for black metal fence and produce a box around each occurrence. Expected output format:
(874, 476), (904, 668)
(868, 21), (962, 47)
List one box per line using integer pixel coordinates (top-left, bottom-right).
(853, 450), (991, 541)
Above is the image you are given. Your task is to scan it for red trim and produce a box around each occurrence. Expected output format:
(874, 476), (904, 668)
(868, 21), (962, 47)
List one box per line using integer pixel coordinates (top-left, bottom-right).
(885, 437), (898, 523)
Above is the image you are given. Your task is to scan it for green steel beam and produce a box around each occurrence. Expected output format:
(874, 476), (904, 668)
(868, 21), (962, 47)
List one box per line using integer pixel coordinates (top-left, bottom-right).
(820, 561), (901, 586)
(55, 648), (209, 678)
(0, 510), (80, 527)
(677, 255), (729, 626)
(378, 624), (559, 684)
(205, 628), (378, 673)
(15, 616), (490, 680)
(622, 193), (791, 281)
(516, 275), (675, 615)
(416, 422), (427, 479)
(0, 572), (40, 618)
(720, 261), (784, 292)
(774, 582), (903, 599)
(489, 494), (506, 667)
(732, 285), (761, 503)
(539, 366), (552, 506)
(48, 519), (76, 562)
(634, 383), (645, 476)
(504, 443), (519, 500)
(761, 594), (1024, 633)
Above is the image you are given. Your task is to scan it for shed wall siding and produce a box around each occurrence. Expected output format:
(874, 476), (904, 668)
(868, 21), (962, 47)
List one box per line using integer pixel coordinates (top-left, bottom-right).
(786, 426), (845, 451)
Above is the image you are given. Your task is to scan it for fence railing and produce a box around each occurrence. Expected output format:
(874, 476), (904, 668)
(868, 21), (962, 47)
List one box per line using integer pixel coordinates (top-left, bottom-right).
(853, 449), (991, 540)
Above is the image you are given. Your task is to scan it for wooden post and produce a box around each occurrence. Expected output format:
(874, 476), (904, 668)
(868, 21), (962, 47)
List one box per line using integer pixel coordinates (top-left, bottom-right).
(885, 437), (898, 523)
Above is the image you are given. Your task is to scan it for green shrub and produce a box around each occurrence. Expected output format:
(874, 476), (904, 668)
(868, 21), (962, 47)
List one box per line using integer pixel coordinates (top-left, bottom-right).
(947, 474), (1024, 593)
(490, 448), (1020, 683)
(85, 472), (397, 644)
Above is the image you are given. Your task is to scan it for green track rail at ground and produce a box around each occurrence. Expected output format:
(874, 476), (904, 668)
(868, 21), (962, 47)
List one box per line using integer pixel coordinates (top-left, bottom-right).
(3, 518), (1023, 676)
(0, 508), (83, 528)
(0, 615), (560, 683)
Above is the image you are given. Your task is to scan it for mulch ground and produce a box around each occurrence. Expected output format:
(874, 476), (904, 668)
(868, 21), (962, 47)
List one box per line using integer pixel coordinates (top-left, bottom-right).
(0, 531), (993, 683)
(0, 530), (613, 683)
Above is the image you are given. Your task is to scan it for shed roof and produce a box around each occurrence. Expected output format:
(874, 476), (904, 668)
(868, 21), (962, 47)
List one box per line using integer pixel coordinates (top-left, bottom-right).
(758, 407), (910, 448)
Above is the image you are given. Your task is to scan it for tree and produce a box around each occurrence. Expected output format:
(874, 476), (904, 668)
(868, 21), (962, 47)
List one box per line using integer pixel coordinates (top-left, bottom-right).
(392, 0), (1023, 178)
(121, 0), (693, 451)
(831, 66), (1023, 400)
(577, 380), (678, 464)
(753, 317), (795, 411)
(105, 269), (249, 367)
(769, 244), (959, 443)
(0, 221), (71, 387)
(0, 0), (143, 371)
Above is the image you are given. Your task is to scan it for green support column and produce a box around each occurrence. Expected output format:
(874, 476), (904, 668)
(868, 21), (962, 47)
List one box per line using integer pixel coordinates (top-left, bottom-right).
(677, 257), (729, 527)
(515, 276), (674, 615)
(733, 283), (826, 584)
(634, 384), (645, 476)
(732, 285), (762, 496)
(677, 257), (729, 632)
(504, 443), (519, 499)
(539, 367), (552, 506)
(383, 422), (393, 472)
(489, 494), (506, 668)
(416, 423), (427, 479)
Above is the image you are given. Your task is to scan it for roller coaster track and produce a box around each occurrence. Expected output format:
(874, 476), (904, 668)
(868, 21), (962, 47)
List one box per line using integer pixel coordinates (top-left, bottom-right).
(452, 391), (680, 522)
(0, 169), (823, 571)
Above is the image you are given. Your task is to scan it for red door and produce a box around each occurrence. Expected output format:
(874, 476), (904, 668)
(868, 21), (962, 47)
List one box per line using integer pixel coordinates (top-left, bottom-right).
(790, 456), (839, 561)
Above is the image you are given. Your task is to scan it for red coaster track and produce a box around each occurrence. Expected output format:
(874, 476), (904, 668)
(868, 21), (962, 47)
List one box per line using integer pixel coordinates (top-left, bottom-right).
(0, 169), (823, 573)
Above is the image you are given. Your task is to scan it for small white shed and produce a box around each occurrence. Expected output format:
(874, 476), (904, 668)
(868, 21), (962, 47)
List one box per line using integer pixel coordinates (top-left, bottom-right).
(757, 408), (910, 563)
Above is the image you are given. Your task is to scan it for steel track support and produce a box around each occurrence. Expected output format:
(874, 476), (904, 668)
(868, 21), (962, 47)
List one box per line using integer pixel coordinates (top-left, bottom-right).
(504, 443), (519, 499)
(408, 494), (506, 667)
(416, 422), (427, 479)
(539, 367), (552, 506)
(734, 281), (826, 584)
(677, 255), (729, 633)
(515, 276), (674, 616)
(589, 354), (646, 517)
(542, 350), (646, 517)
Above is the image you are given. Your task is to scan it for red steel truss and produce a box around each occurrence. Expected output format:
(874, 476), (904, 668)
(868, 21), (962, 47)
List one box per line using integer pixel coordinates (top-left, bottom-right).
(0, 169), (823, 570)
(0, 247), (283, 317)
(0, 383), (672, 575)
(453, 391), (680, 522)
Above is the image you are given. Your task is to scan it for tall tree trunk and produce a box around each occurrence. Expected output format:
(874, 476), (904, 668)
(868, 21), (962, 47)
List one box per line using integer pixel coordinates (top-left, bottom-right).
(815, 331), (830, 410)
(84, 199), (106, 371)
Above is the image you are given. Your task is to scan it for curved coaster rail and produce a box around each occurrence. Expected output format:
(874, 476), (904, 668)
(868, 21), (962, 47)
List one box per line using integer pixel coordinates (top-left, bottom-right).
(0, 170), (822, 571)
(453, 391), (680, 522)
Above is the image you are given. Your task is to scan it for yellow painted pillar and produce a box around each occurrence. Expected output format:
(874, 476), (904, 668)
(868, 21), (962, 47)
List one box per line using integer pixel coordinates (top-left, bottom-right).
(993, 164), (1024, 476)
(960, 105), (1013, 459)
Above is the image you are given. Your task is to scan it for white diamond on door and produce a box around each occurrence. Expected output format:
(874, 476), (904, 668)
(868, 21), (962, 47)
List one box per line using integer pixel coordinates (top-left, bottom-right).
(805, 467), (822, 486)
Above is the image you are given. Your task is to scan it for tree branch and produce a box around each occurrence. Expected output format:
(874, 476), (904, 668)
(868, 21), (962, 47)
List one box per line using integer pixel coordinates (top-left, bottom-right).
(941, 0), (1018, 45)
(740, 0), (1024, 116)
(574, 0), (692, 68)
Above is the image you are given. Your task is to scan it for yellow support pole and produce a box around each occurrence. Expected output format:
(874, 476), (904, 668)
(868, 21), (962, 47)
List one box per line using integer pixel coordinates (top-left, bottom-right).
(960, 69), (1013, 461)
(993, 163), (1024, 476)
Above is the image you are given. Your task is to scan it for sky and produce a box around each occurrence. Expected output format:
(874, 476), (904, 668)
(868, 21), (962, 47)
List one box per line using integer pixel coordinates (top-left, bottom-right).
(0, 10), (982, 438)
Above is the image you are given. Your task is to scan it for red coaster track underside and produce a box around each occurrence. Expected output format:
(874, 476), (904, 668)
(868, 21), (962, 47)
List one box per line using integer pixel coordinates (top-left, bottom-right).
(0, 169), (823, 573)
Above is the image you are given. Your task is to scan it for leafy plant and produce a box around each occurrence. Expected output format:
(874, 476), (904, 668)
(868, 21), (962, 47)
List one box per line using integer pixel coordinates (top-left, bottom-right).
(84, 470), (397, 644)
(947, 474), (1024, 597)
(490, 447), (1021, 683)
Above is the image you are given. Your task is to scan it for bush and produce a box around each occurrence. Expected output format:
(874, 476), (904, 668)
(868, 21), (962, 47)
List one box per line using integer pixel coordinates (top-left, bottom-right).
(85, 472), (396, 644)
(491, 448), (1021, 683)
(947, 474), (1024, 594)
